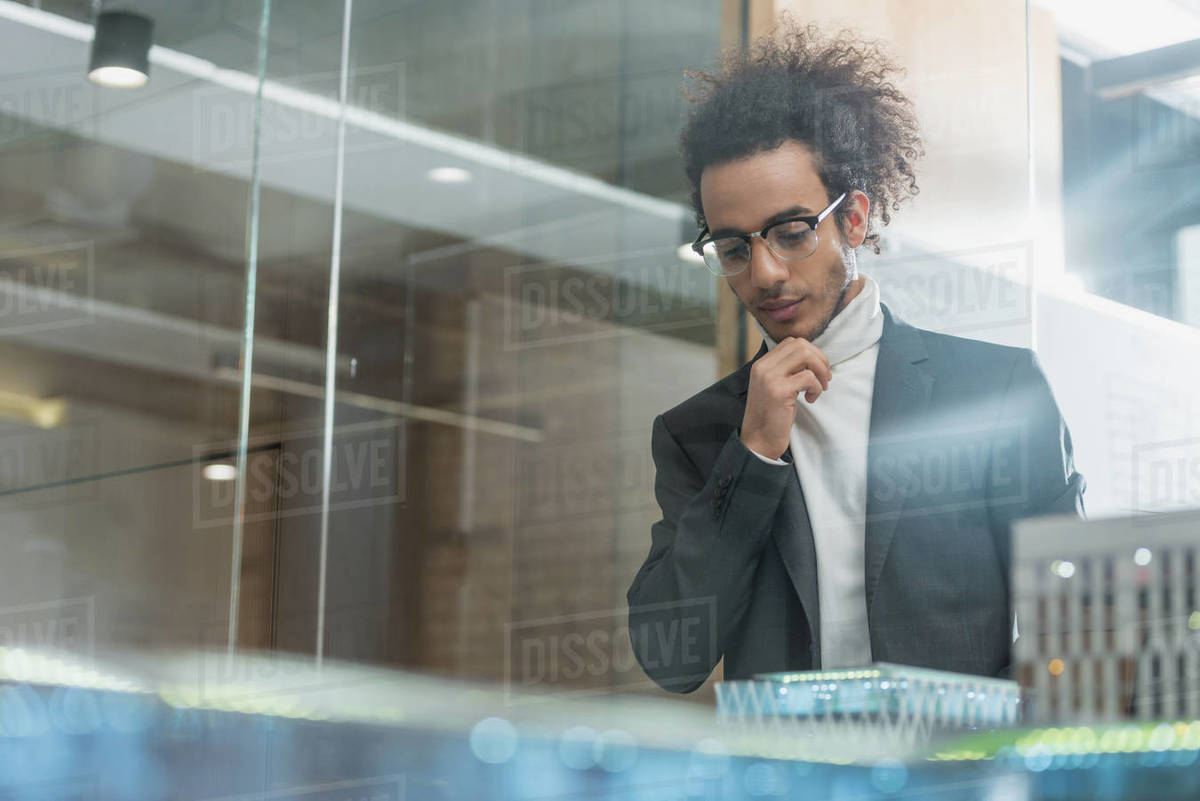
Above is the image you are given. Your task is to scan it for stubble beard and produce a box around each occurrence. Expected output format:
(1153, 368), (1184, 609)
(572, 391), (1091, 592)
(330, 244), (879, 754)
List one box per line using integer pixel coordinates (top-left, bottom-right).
(762, 246), (857, 343)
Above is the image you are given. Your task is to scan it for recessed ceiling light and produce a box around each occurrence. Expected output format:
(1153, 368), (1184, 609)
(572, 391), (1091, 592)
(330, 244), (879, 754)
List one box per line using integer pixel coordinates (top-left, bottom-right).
(1051, 559), (1076, 578)
(88, 11), (153, 89)
(202, 463), (237, 482)
(427, 166), (472, 184)
(88, 65), (148, 88)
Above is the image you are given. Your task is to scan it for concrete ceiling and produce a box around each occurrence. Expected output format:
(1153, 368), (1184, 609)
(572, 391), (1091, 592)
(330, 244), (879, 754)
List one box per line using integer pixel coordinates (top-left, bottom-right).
(0, 0), (721, 436)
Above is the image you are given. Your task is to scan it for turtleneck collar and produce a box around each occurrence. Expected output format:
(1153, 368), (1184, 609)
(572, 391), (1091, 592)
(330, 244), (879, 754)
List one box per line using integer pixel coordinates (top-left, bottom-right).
(752, 274), (883, 366)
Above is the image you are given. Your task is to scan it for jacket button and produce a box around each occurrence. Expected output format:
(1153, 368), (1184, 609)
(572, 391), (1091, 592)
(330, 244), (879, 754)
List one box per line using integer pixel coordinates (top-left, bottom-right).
(718, 475), (732, 488)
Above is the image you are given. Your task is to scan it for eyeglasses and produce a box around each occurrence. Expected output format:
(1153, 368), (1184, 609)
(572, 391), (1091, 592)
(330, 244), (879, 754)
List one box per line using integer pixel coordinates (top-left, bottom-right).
(690, 192), (847, 277)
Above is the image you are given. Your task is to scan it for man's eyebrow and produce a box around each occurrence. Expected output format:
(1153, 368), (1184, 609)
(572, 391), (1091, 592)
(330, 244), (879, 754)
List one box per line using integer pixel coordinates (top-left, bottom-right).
(708, 205), (815, 237)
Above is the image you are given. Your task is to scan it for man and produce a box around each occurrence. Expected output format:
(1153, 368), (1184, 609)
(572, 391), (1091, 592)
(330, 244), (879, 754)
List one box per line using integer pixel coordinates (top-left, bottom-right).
(627, 22), (1085, 693)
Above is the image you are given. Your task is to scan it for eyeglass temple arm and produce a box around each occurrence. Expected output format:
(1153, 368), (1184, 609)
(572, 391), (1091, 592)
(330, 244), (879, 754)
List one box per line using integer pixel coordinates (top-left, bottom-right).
(817, 192), (848, 222)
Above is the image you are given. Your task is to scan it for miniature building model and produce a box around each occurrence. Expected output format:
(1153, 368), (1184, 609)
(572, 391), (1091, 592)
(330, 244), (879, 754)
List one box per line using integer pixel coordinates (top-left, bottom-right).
(1013, 510), (1200, 723)
(716, 664), (1020, 761)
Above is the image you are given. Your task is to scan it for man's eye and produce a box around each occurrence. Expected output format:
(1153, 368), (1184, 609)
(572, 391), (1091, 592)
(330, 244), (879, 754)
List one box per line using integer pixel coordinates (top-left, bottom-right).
(718, 241), (747, 259)
(772, 222), (813, 245)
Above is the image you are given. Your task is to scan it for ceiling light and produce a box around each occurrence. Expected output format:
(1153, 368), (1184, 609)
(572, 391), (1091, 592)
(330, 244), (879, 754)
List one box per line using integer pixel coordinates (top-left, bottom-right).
(0, 390), (67, 429)
(202, 463), (237, 482)
(1051, 559), (1076, 578)
(427, 166), (471, 184)
(88, 11), (153, 89)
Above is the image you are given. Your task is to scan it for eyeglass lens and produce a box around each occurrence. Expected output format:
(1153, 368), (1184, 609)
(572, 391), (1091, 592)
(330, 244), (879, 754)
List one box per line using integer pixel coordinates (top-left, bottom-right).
(702, 221), (817, 275)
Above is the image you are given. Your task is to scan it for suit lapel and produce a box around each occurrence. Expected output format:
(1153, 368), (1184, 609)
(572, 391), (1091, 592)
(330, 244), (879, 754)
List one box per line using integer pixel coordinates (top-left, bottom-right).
(732, 306), (933, 655)
(864, 305), (934, 611)
(773, 472), (820, 665)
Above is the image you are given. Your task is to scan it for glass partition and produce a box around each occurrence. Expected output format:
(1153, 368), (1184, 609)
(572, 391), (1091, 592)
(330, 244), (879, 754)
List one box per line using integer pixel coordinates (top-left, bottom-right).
(0, 0), (729, 692)
(10, 0), (1200, 793)
(0, 0), (1042, 691)
(0, 1), (272, 657)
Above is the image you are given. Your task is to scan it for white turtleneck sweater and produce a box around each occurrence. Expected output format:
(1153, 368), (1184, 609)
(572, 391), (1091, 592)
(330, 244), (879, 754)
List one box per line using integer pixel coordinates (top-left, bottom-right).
(748, 274), (884, 669)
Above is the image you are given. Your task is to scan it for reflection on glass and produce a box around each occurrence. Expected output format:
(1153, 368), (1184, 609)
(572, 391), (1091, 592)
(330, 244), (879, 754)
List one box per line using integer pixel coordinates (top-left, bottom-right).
(0, 0), (1198, 796)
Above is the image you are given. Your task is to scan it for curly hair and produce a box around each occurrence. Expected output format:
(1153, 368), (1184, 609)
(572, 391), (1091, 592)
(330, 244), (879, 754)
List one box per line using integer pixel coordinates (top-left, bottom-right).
(679, 18), (924, 253)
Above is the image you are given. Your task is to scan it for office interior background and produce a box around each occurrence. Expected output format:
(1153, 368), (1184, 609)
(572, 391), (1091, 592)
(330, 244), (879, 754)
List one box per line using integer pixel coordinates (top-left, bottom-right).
(1, 0), (1200, 797)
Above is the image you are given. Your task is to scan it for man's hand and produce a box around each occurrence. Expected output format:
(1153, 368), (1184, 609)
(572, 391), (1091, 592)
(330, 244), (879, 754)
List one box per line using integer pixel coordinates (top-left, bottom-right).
(740, 338), (831, 460)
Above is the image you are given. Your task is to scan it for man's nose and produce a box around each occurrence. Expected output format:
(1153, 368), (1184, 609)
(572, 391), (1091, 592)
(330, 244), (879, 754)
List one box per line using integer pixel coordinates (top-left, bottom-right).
(747, 237), (788, 289)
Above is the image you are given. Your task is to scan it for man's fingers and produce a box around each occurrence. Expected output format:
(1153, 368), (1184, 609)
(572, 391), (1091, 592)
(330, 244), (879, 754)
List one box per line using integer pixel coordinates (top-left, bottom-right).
(777, 336), (830, 365)
(775, 337), (831, 377)
(782, 352), (830, 390)
(804, 359), (832, 391)
(785, 369), (824, 404)
(773, 345), (831, 389)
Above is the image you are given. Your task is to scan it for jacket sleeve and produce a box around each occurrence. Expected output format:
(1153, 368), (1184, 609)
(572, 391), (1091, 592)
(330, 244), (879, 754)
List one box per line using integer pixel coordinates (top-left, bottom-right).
(988, 349), (1086, 678)
(988, 348), (1086, 535)
(626, 414), (793, 692)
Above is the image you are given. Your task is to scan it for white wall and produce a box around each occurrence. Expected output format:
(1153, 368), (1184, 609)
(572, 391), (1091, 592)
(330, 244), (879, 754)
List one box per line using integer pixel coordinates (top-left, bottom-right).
(1037, 288), (1200, 518)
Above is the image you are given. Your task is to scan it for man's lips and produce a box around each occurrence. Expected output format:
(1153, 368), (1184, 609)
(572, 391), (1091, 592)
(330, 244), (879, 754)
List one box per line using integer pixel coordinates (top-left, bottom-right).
(759, 297), (804, 321)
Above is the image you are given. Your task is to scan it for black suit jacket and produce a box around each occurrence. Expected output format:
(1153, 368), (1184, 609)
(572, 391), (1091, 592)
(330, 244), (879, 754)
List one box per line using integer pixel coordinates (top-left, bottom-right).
(627, 304), (1085, 693)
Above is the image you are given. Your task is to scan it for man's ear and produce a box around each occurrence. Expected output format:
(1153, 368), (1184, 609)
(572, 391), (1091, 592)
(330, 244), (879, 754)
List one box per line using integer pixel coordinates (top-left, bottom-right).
(840, 190), (871, 249)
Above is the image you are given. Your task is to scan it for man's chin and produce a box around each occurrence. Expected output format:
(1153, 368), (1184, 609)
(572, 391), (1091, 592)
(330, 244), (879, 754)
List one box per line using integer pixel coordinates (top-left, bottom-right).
(759, 315), (817, 343)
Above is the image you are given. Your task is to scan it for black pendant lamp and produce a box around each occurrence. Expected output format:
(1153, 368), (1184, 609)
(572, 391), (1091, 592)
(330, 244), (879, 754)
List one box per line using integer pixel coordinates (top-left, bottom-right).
(88, 10), (154, 89)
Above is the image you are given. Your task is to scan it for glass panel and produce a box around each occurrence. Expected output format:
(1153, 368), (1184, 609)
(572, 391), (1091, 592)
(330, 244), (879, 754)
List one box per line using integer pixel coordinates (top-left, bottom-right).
(786, 0), (1039, 351)
(1033, 0), (1200, 521)
(0, 1), (271, 658)
(218, 0), (347, 664)
(21, 0), (1200, 791)
(276, 0), (728, 687)
(1047, 0), (1200, 324)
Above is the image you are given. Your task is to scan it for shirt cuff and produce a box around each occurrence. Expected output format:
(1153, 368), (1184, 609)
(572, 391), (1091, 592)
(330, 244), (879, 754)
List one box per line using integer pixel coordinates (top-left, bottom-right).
(746, 447), (788, 466)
